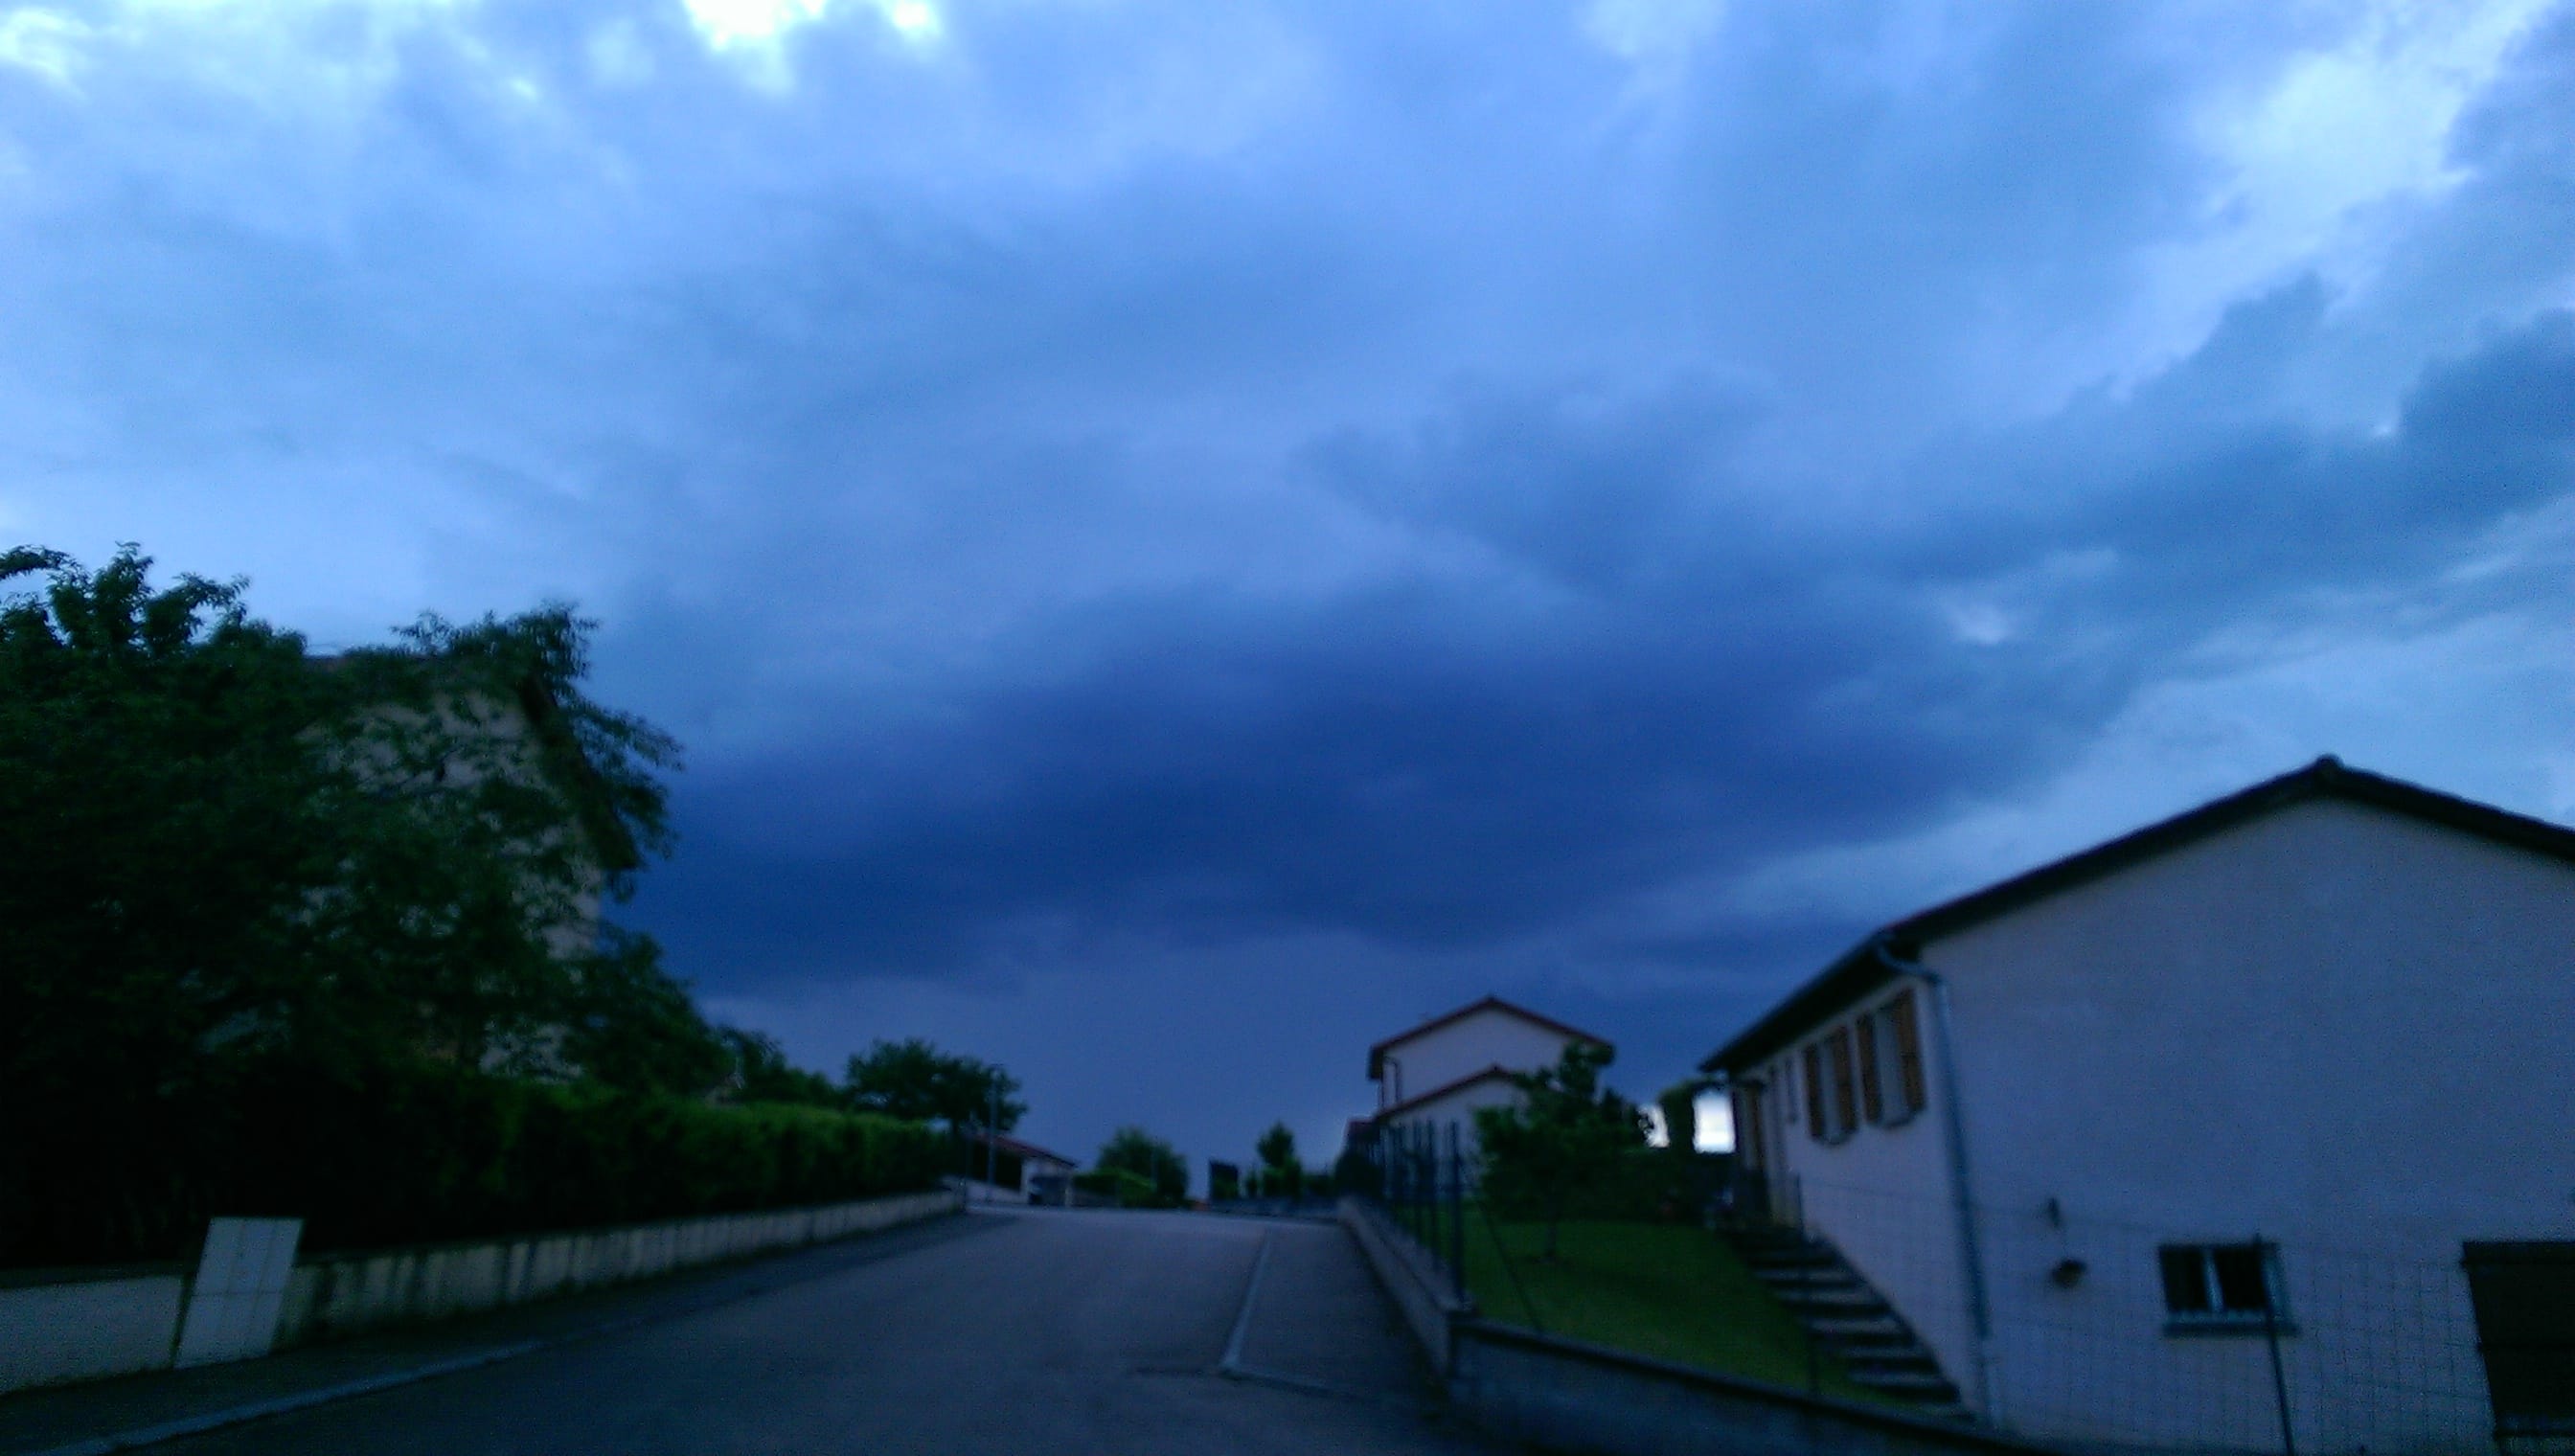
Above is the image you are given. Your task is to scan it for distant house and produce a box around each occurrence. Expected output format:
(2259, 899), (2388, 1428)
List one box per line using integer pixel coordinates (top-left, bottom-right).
(1366, 995), (1612, 1156)
(1703, 758), (2575, 1450)
(961, 1132), (1078, 1205)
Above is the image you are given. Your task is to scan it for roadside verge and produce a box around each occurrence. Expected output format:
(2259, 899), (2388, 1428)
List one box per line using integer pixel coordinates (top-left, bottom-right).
(1336, 1197), (2066, 1456)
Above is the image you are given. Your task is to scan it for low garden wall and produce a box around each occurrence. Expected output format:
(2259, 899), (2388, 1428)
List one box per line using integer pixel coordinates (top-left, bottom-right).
(0, 1265), (189, 1394)
(0, 1187), (960, 1397)
(1336, 1194), (1467, 1373)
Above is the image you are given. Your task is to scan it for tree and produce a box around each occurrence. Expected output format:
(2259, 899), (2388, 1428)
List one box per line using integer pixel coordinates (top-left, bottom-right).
(843, 1038), (1025, 1132)
(718, 1028), (844, 1108)
(0, 545), (687, 1263)
(1255, 1122), (1303, 1197)
(557, 928), (730, 1097)
(1097, 1126), (1188, 1205)
(1473, 1042), (1647, 1259)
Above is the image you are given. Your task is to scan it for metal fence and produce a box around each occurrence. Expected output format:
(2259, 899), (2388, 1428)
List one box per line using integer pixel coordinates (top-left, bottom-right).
(1760, 1170), (2528, 1455)
(1350, 1124), (2545, 1455)
(1355, 1120), (1469, 1305)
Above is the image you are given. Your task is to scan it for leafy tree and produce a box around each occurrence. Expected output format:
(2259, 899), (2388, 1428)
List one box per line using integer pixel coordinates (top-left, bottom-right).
(1097, 1126), (1188, 1205)
(843, 1037), (1025, 1132)
(557, 928), (730, 1097)
(1254, 1122), (1303, 1197)
(718, 1028), (844, 1108)
(0, 545), (687, 1263)
(1207, 1160), (1242, 1201)
(1474, 1042), (1647, 1259)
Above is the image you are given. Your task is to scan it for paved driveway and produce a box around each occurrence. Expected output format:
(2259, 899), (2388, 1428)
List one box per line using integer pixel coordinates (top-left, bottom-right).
(125, 1209), (1494, 1455)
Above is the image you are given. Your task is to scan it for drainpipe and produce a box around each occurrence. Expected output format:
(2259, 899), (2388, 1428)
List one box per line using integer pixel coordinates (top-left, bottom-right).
(1872, 938), (2000, 1424)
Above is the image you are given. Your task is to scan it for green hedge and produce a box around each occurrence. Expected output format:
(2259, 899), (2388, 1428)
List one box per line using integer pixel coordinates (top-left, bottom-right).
(1072, 1167), (1163, 1208)
(3, 1058), (946, 1266)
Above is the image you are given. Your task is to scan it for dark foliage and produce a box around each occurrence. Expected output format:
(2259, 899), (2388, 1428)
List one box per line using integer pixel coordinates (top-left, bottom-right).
(11, 1058), (944, 1264)
(1096, 1126), (1188, 1205)
(1473, 1042), (1649, 1258)
(844, 1037), (1025, 1131)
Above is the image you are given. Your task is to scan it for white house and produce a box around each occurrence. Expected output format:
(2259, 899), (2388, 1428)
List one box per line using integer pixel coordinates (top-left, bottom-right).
(960, 1132), (1079, 1205)
(1705, 758), (2575, 1453)
(1367, 995), (1612, 1157)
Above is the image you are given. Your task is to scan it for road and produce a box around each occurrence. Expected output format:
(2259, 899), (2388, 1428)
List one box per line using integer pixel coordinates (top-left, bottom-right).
(144, 1208), (1496, 1455)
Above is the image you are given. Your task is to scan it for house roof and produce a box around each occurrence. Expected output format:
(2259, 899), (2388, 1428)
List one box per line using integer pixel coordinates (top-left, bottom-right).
(1699, 757), (2575, 1076)
(1372, 1064), (1518, 1123)
(1366, 995), (1612, 1080)
(966, 1130), (1077, 1168)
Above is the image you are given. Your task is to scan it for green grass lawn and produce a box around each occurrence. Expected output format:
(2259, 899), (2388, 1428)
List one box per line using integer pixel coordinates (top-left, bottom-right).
(1458, 1214), (1884, 1403)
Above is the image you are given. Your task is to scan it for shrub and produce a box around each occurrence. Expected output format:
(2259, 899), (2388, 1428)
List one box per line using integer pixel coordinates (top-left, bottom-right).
(4, 1058), (946, 1265)
(1073, 1167), (1160, 1208)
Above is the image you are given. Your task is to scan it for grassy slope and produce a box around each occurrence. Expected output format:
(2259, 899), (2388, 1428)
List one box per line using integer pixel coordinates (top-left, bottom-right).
(1460, 1215), (1885, 1404)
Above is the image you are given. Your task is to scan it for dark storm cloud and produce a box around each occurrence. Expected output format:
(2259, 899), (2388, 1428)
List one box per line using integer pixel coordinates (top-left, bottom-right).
(638, 306), (2575, 987)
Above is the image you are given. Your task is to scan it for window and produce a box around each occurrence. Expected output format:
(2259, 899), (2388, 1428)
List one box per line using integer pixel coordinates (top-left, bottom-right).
(2159, 1242), (2287, 1331)
(1825, 1026), (1857, 1138)
(1801, 1043), (1824, 1139)
(1886, 990), (1927, 1116)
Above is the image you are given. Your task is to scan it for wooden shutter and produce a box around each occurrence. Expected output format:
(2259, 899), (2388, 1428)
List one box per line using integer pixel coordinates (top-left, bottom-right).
(1889, 990), (1927, 1115)
(1857, 1011), (1883, 1125)
(1826, 1026), (1857, 1137)
(1802, 1043), (1825, 1140)
(1730, 1084), (1765, 1170)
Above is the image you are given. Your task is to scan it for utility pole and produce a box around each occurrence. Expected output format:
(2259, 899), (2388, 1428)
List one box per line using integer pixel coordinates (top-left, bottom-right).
(985, 1081), (1001, 1203)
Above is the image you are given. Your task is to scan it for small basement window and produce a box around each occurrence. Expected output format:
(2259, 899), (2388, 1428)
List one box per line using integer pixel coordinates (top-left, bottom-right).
(2159, 1242), (2288, 1332)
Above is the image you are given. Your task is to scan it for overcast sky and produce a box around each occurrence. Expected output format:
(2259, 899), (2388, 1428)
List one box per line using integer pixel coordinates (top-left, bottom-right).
(8, 0), (2572, 1175)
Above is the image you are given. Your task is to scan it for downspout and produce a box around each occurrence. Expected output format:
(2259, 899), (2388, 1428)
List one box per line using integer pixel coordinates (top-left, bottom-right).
(1872, 938), (2000, 1424)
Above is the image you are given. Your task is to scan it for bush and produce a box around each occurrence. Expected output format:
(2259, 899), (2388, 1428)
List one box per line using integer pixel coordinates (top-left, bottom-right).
(3, 1058), (946, 1265)
(1073, 1167), (1160, 1208)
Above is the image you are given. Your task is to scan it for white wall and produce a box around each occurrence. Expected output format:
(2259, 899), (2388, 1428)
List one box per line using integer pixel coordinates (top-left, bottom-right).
(0, 1269), (186, 1393)
(1380, 1075), (1525, 1163)
(1926, 798), (2575, 1451)
(1380, 1008), (1584, 1108)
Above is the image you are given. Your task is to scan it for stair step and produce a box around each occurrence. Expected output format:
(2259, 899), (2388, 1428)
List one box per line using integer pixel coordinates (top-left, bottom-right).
(1849, 1368), (1963, 1398)
(1841, 1350), (1946, 1376)
(1750, 1271), (1849, 1289)
(1772, 1285), (1888, 1311)
(1806, 1315), (1912, 1344)
(1728, 1225), (1971, 1420)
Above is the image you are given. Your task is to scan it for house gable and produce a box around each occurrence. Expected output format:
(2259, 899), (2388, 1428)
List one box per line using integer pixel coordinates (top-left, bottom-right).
(1367, 995), (1610, 1081)
(1702, 756), (2575, 1075)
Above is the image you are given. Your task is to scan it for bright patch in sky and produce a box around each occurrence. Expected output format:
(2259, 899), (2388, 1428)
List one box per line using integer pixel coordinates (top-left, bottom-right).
(0, 8), (87, 84)
(2121, 0), (2558, 386)
(682, 0), (938, 51)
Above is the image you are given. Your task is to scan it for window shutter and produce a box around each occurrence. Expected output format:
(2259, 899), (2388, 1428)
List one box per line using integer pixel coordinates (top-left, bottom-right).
(1857, 1011), (1883, 1125)
(1730, 1084), (1765, 1170)
(1802, 1043), (1825, 1140)
(1827, 1026), (1857, 1137)
(1890, 990), (1927, 1115)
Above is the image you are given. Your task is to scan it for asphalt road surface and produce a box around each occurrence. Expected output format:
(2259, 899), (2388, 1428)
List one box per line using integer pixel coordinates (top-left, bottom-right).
(146, 1208), (1497, 1455)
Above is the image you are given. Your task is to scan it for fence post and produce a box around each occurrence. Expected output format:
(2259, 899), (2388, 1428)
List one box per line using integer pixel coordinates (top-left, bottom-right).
(2260, 1235), (2295, 1456)
(1797, 1174), (1818, 1398)
(1447, 1121), (1466, 1305)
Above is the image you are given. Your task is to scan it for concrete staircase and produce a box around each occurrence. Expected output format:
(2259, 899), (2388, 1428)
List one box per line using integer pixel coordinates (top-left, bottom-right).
(1721, 1223), (1974, 1422)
